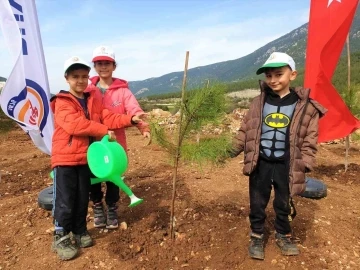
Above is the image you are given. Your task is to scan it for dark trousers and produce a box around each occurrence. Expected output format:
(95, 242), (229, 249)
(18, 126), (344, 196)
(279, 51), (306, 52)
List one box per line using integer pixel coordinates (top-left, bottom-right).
(53, 165), (91, 234)
(249, 158), (296, 235)
(90, 181), (119, 206)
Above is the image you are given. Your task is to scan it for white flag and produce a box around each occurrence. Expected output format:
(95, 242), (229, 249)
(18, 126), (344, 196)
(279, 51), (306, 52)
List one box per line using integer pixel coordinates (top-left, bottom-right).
(0, 0), (53, 155)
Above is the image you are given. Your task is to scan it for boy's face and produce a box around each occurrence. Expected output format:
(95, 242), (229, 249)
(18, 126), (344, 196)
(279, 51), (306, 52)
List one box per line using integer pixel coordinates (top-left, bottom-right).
(65, 69), (89, 94)
(264, 66), (297, 93)
(94, 60), (116, 79)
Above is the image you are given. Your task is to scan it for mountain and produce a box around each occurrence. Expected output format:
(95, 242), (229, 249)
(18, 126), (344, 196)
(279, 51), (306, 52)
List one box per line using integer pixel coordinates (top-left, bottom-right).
(0, 76), (6, 82)
(129, 7), (360, 98)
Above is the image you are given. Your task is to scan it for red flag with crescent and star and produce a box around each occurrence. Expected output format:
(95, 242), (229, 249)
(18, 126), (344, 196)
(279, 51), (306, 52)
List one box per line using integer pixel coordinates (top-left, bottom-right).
(304, 0), (360, 142)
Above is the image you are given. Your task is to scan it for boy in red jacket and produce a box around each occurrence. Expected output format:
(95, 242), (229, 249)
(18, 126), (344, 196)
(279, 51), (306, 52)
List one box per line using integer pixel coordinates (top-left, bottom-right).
(88, 46), (150, 229)
(51, 56), (145, 261)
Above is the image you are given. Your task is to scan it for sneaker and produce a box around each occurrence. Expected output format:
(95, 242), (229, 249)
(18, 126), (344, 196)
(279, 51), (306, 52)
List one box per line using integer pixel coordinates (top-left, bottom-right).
(106, 204), (118, 229)
(93, 202), (106, 228)
(52, 230), (78, 260)
(275, 232), (300, 256)
(73, 230), (93, 248)
(248, 232), (265, 260)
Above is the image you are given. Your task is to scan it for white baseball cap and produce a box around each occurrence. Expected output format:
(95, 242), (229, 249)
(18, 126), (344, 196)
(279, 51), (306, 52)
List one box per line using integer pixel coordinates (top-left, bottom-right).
(64, 56), (91, 74)
(256, 52), (296, 75)
(92, 46), (115, 62)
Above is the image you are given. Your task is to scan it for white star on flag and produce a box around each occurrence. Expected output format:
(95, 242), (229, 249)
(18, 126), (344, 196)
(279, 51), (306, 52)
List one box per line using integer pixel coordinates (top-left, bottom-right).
(328, 0), (341, 7)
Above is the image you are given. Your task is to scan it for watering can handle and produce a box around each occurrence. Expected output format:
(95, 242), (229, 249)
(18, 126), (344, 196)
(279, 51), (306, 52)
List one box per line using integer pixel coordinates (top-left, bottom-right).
(102, 135), (110, 142)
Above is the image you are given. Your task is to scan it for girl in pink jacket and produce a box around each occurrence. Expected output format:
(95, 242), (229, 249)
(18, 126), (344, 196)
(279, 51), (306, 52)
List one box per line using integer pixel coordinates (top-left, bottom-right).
(88, 46), (150, 229)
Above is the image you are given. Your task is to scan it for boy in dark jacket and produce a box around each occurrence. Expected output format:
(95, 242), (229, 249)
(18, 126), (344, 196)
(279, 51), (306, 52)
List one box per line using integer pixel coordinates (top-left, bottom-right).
(230, 52), (327, 260)
(51, 56), (145, 260)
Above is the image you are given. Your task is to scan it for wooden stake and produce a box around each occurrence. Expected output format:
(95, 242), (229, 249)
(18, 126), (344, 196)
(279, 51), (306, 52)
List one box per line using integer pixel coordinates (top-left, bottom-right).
(170, 51), (189, 240)
(345, 34), (350, 172)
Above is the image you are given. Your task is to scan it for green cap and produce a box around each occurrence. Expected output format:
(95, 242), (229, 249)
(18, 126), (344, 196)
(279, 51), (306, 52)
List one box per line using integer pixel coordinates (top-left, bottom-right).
(256, 52), (295, 75)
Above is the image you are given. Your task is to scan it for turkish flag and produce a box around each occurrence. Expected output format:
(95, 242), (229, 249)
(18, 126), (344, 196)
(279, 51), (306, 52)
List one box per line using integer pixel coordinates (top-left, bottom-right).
(305, 0), (360, 143)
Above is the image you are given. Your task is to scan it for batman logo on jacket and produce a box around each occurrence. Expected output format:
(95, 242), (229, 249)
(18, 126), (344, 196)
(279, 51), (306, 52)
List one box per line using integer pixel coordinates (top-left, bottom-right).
(264, 113), (290, 128)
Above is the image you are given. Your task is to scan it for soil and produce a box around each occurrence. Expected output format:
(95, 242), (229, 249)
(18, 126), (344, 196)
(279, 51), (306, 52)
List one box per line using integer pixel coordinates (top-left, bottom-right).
(0, 126), (359, 270)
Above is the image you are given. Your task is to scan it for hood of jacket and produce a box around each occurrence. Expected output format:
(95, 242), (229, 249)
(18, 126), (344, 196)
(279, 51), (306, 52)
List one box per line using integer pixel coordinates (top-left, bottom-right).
(89, 76), (129, 91)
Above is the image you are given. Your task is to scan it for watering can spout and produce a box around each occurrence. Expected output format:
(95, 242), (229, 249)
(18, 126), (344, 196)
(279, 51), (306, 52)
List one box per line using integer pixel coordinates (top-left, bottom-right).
(110, 175), (131, 196)
(89, 175), (144, 207)
(109, 175), (144, 207)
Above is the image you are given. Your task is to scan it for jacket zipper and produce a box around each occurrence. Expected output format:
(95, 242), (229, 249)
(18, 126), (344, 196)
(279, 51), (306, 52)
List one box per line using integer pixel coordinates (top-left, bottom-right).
(83, 97), (93, 146)
(68, 135), (73, 146)
(67, 95), (90, 147)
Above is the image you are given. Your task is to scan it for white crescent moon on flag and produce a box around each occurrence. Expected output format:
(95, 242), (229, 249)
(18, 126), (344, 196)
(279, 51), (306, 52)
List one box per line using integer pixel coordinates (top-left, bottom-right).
(328, 0), (342, 7)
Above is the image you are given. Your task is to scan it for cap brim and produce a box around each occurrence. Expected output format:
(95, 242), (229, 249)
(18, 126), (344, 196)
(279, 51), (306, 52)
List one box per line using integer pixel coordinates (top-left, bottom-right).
(64, 63), (91, 74)
(256, 62), (289, 75)
(92, 56), (115, 62)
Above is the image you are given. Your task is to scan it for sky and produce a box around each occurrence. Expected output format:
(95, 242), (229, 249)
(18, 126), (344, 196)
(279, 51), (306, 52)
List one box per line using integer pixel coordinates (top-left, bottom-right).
(0, 0), (310, 94)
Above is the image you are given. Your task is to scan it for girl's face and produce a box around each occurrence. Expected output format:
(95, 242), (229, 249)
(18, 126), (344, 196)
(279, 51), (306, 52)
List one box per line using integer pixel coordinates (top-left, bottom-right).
(94, 61), (116, 79)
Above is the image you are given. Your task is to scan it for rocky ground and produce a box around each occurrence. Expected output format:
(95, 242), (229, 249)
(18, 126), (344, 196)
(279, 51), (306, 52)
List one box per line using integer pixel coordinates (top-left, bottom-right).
(0, 119), (359, 269)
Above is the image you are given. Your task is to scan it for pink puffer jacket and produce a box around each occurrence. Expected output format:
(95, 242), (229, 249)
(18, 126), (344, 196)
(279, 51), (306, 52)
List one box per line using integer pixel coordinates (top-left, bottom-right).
(86, 76), (150, 150)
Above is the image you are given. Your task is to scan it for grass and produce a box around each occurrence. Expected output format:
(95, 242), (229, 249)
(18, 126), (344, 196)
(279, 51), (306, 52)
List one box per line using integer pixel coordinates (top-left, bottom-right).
(351, 132), (360, 141)
(0, 109), (15, 133)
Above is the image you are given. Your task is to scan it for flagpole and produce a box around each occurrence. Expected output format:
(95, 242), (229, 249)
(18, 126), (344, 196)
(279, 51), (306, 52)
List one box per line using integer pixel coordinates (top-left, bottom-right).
(32, 0), (51, 94)
(345, 33), (350, 172)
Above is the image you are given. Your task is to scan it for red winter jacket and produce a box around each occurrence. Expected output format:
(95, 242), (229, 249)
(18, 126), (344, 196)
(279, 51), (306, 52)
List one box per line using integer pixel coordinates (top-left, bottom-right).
(50, 89), (133, 168)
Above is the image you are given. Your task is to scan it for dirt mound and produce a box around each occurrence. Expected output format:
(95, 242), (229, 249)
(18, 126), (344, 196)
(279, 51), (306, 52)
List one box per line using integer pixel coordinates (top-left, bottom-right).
(0, 127), (360, 269)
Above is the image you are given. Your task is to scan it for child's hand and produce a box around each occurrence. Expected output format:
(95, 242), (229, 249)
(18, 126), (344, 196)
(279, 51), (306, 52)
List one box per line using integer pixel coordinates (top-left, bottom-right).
(143, 131), (151, 139)
(143, 131), (151, 146)
(107, 130), (116, 141)
(131, 113), (148, 124)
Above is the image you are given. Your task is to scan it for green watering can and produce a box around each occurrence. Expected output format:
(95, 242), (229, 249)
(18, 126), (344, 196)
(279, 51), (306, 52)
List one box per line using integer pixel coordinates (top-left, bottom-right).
(50, 135), (143, 208)
(87, 135), (143, 207)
